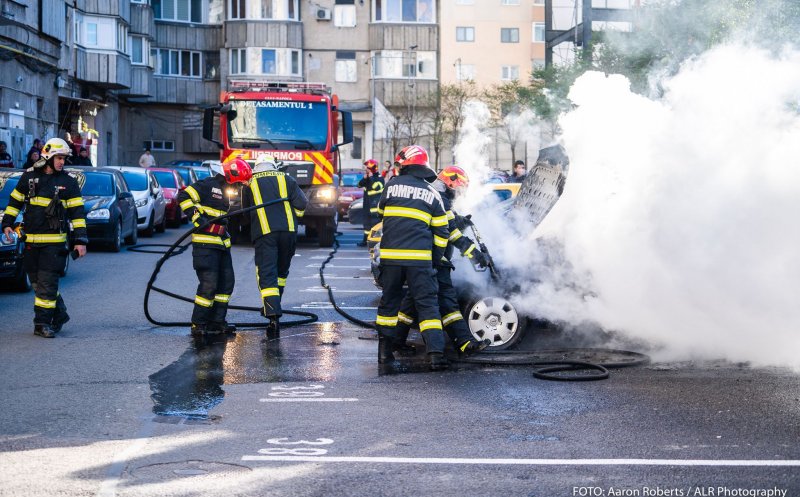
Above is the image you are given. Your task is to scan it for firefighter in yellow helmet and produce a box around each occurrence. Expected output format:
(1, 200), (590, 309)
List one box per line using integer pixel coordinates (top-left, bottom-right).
(1, 138), (88, 338)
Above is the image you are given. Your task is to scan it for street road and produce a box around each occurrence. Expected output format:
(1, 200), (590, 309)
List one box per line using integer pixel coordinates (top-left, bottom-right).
(1, 223), (798, 497)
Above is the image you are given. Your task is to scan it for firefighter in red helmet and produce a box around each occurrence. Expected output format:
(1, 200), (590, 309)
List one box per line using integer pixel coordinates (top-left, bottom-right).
(177, 158), (252, 337)
(375, 145), (450, 370)
(357, 159), (384, 247)
(392, 165), (491, 356)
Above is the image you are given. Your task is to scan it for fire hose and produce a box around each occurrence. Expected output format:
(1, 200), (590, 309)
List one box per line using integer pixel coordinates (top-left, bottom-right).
(137, 198), (318, 328)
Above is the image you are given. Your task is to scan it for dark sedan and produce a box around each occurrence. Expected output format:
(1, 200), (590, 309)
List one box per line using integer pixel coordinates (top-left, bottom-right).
(0, 171), (29, 291)
(67, 167), (138, 252)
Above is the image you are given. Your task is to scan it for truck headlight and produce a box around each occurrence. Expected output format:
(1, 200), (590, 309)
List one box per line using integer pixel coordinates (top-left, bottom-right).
(316, 187), (337, 202)
(87, 208), (110, 219)
(135, 198), (148, 208)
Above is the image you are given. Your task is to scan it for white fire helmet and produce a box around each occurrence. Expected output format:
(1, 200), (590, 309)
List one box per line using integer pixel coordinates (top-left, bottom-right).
(35, 138), (72, 168)
(253, 154), (279, 172)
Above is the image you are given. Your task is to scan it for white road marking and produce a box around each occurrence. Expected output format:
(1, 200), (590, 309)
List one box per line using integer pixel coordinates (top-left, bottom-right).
(240, 456), (800, 467)
(310, 256), (368, 260)
(294, 303), (377, 310)
(259, 398), (359, 403)
(301, 275), (367, 279)
(306, 264), (371, 269)
(300, 288), (381, 293)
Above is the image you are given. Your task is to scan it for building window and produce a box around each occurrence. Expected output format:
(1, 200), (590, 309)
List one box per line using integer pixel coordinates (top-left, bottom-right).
(229, 0), (246, 18)
(130, 36), (149, 65)
(153, 0), (203, 23)
(501, 28), (519, 43)
(117, 23), (128, 53)
(334, 4), (356, 26)
(86, 23), (98, 45)
(533, 22), (545, 42)
(455, 63), (474, 81)
(532, 58), (545, 71)
(335, 51), (357, 82)
(131, 0), (148, 4)
(455, 0), (473, 4)
(262, 49), (276, 74)
(230, 48), (246, 74)
(501, 65), (519, 80)
(74, 15), (82, 43)
(143, 140), (175, 152)
(373, 50), (436, 79)
(373, 0), (435, 23)
(154, 49), (202, 77)
(291, 50), (300, 75)
(501, 0), (519, 4)
(205, 51), (220, 79)
(350, 136), (362, 160)
(456, 26), (474, 42)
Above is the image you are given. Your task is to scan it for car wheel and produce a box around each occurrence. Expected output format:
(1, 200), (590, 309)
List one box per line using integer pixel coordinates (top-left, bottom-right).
(464, 296), (523, 350)
(109, 220), (122, 252)
(155, 213), (167, 233)
(124, 218), (138, 245)
(142, 213), (155, 237)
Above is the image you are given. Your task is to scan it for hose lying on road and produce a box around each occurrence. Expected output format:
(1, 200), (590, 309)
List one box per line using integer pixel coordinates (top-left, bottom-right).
(318, 232), (377, 330)
(139, 198), (318, 329)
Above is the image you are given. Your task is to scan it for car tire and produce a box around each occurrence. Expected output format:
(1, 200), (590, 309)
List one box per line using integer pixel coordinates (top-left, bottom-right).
(124, 218), (138, 245)
(463, 296), (524, 350)
(109, 220), (122, 252)
(155, 214), (167, 233)
(141, 213), (155, 237)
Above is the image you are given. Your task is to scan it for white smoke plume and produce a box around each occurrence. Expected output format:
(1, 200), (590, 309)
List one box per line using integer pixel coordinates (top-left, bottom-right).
(454, 43), (800, 369)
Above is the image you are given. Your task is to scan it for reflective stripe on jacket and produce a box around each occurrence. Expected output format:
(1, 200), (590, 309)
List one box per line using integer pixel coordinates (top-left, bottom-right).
(176, 175), (231, 250)
(242, 170), (308, 240)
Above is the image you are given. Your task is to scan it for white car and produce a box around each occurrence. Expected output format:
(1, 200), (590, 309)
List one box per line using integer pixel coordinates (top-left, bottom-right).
(114, 166), (167, 237)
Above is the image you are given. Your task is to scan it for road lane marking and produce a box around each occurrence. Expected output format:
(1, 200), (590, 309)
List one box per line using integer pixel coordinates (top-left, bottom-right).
(259, 398), (359, 402)
(239, 456), (800, 466)
(306, 264), (371, 269)
(310, 256), (367, 260)
(300, 288), (381, 293)
(302, 275), (367, 279)
(293, 303), (377, 310)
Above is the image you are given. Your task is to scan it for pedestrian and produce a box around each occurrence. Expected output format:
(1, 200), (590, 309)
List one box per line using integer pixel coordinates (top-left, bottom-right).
(510, 159), (527, 182)
(28, 138), (42, 158)
(242, 155), (308, 339)
(357, 159), (384, 247)
(1, 138), (88, 338)
(73, 147), (93, 166)
(0, 141), (14, 168)
(392, 166), (492, 358)
(22, 149), (40, 169)
(375, 144), (450, 371)
(63, 132), (80, 158)
(383, 160), (399, 182)
(139, 147), (156, 168)
(177, 158), (252, 337)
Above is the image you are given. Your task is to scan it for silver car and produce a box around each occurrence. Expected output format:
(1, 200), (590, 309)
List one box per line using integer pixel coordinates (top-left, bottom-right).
(114, 166), (167, 237)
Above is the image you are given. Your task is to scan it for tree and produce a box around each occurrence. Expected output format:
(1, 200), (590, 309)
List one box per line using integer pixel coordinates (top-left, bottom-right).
(485, 81), (542, 164)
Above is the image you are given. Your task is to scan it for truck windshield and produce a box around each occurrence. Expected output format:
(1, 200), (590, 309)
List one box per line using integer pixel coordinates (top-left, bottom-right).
(228, 99), (329, 150)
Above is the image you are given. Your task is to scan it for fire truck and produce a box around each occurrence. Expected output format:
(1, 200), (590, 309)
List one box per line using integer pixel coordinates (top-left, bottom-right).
(202, 81), (353, 247)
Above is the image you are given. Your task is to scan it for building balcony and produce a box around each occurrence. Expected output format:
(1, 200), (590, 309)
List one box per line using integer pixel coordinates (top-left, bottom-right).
(372, 79), (438, 108)
(75, 47), (131, 89)
(149, 77), (220, 106)
(368, 23), (438, 51)
(130, 4), (156, 37)
(75, 0), (130, 22)
(154, 23), (222, 51)
(119, 65), (154, 98)
(224, 20), (302, 49)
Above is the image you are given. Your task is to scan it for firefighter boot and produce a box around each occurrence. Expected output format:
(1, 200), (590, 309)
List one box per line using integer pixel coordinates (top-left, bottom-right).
(428, 352), (449, 371)
(458, 338), (492, 357)
(266, 318), (280, 340)
(52, 313), (70, 334)
(208, 322), (237, 335)
(34, 324), (56, 338)
(378, 336), (398, 364)
(190, 323), (207, 337)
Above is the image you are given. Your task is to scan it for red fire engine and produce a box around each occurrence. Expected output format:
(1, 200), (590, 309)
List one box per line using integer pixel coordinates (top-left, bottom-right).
(203, 81), (353, 247)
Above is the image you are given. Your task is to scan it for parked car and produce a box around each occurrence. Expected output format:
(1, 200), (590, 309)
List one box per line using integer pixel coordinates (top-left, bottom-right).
(114, 166), (167, 236)
(171, 166), (199, 186)
(189, 165), (213, 180)
(66, 167), (138, 252)
(147, 167), (188, 227)
(347, 197), (364, 226)
(0, 171), (30, 291)
(338, 170), (364, 220)
(163, 160), (202, 168)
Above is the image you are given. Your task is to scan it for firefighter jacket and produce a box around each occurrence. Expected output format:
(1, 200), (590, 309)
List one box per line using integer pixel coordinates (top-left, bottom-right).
(177, 174), (232, 250)
(440, 192), (479, 265)
(1, 168), (87, 246)
(242, 170), (308, 240)
(358, 173), (384, 220)
(376, 166), (449, 267)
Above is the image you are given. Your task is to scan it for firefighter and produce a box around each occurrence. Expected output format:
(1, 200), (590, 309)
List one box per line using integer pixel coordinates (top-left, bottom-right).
(393, 166), (492, 356)
(1, 138), (87, 338)
(357, 159), (384, 247)
(375, 145), (450, 371)
(242, 156), (308, 338)
(177, 158), (252, 337)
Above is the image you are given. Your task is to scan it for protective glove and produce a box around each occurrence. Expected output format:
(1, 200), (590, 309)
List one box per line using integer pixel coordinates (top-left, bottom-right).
(193, 214), (212, 228)
(470, 249), (490, 268)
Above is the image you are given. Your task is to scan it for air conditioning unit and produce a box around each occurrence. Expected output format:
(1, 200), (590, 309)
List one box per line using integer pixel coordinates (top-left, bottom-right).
(315, 8), (332, 20)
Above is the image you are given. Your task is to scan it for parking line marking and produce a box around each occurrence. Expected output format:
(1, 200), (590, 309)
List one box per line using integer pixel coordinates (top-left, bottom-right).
(240, 456), (800, 467)
(306, 264), (371, 269)
(293, 304), (377, 310)
(310, 256), (367, 260)
(300, 288), (381, 293)
(259, 398), (359, 403)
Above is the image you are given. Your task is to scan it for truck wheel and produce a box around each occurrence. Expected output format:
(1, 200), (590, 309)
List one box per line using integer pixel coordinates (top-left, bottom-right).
(464, 296), (523, 350)
(318, 216), (337, 248)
